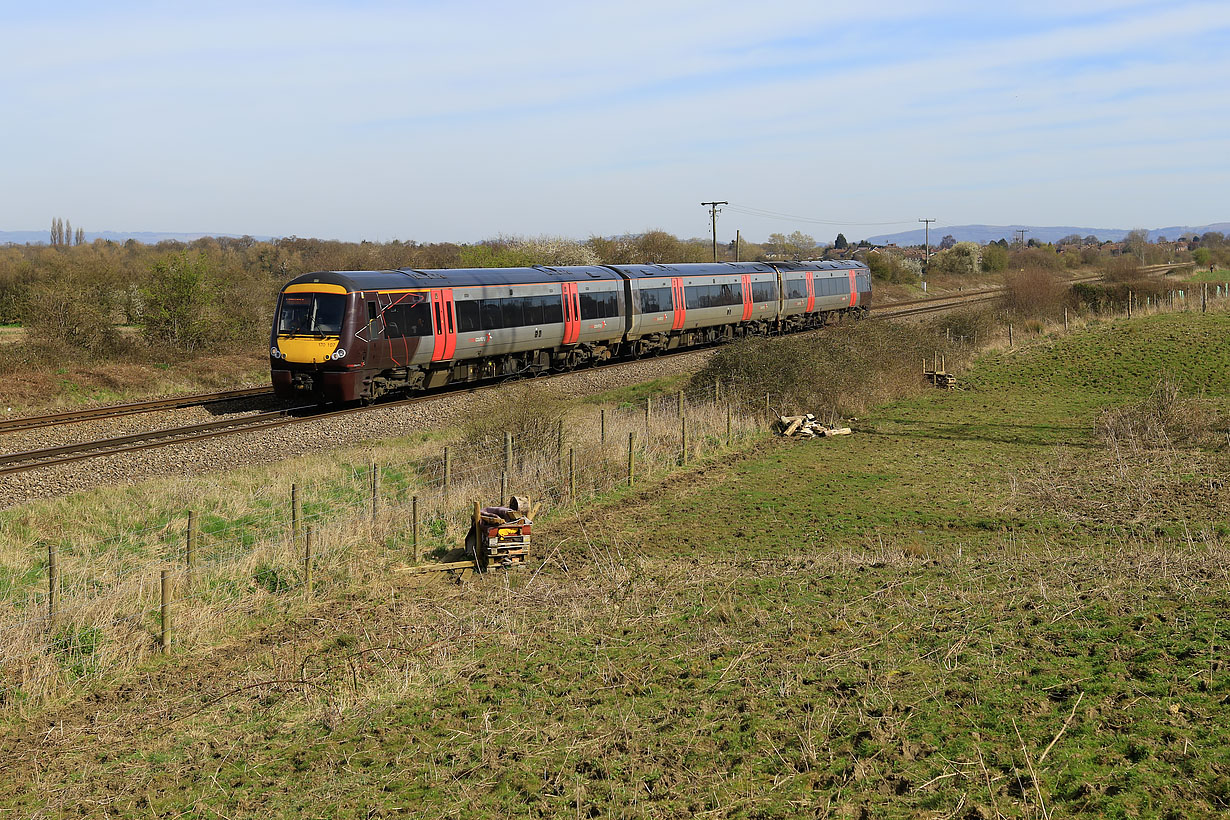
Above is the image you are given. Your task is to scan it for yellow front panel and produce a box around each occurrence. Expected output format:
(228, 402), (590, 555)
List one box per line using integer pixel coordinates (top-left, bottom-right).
(277, 335), (340, 363)
(285, 283), (348, 295)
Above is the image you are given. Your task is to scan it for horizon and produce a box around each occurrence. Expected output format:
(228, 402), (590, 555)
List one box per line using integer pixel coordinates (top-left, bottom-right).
(6, 1), (1229, 243)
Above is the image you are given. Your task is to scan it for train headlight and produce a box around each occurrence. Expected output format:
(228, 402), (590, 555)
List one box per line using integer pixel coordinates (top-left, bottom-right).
(270, 346), (282, 359)
(331, 348), (347, 360)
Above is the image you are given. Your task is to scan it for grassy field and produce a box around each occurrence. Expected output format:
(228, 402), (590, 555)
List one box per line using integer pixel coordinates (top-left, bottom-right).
(1, 310), (1228, 817)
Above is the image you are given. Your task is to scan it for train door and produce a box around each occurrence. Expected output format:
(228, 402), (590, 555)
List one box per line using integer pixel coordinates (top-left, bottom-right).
(562, 282), (581, 344)
(430, 288), (458, 362)
(740, 274), (753, 321)
(805, 273), (815, 313)
(847, 270), (858, 308)
(670, 277), (686, 330)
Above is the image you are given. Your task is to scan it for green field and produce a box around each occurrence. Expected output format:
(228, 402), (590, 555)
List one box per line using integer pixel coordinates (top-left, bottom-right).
(2, 311), (1228, 817)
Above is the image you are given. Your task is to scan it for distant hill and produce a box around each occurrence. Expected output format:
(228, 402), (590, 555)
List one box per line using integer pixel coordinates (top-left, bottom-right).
(0, 230), (271, 245)
(865, 222), (1230, 247)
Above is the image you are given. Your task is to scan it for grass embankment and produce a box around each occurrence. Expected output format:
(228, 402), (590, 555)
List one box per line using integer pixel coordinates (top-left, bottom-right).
(2, 311), (1229, 817)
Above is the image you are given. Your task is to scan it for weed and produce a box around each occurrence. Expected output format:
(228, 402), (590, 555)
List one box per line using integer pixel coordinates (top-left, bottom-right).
(252, 563), (291, 594)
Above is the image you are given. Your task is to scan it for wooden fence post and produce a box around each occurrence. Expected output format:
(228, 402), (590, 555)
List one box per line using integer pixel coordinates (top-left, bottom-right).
(500, 473), (508, 504)
(412, 496), (419, 563)
(645, 396), (652, 430)
(371, 462), (380, 519)
(1128, 291), (1133, 318)
(1203, 283), (1208, 313)
(291, 484), (300, 543)
(47, 543), (58, 625)
(568, 448), (576, 498)
(160, 568), (172, 653)
(304, 526), (313, 597)
(443, 446), (452, 501)
(473, 501), (487, 572)
(600, 409), (606, 446)
(504, 432), (512, 479)
(713, 381), (720, 404)
(726, 405), (733, 443)
(1008, 323), (1013, 347)
(627, 432), (635, 487)
(185, 510), (196, 574)
(1063, 306), (1068, 332)
(677, 389), (684, 418)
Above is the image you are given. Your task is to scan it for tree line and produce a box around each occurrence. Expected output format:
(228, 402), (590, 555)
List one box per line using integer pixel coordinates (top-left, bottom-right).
(2, 227), (1223, 367)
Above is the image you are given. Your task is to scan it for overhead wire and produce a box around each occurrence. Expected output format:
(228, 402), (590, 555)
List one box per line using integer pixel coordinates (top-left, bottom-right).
(723, 203), (922, 228)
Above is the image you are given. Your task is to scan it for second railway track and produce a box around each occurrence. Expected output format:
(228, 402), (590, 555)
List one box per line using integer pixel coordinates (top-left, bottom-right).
(0, 387), (273, 435)
(0, 283), (1043, 477)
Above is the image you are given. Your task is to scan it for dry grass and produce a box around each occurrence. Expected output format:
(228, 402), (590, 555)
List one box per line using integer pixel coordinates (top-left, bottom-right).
(0, 385), (767, 711)
(1097, 377), (1228, 452)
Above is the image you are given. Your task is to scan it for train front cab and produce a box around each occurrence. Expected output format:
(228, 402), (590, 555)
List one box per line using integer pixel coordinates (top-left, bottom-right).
(271, 283), (367, 402)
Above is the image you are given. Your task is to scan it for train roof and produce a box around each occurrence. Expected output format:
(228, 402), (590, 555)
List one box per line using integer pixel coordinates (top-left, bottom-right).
(281, 265), (623, 292)
(607, 262), (776, 278)
(280, 259), (868, 292)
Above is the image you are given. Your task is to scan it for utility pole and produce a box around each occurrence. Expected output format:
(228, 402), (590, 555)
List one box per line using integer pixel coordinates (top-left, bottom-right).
(702, 201), (728, 262)
(919, 218), (935, 279)
(1014, 228), (1028, 246)
(735, 229), (741, 262)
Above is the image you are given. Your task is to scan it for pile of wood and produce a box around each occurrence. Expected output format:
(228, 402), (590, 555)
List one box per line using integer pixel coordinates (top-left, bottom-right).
(774, 414), (852, 439)
(925, 370), (958, 389)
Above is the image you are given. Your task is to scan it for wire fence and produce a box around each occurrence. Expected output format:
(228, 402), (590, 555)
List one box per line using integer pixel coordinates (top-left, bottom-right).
(0, 382), (778, 711)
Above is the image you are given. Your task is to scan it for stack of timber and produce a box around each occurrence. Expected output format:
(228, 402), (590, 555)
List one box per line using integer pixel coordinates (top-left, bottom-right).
(774, 414), (852, 439)
(923, 354), (958, 389)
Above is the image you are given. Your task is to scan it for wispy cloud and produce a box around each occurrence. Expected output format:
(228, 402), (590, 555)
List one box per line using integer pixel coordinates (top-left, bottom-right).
(2, 0), (1226, 240)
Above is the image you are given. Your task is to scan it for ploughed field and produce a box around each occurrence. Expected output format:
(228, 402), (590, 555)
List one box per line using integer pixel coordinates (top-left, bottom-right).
(2, 310), (1229, 818)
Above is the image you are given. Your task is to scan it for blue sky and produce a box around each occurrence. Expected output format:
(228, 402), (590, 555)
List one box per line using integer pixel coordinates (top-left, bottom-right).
(4, 0), (1228, 243)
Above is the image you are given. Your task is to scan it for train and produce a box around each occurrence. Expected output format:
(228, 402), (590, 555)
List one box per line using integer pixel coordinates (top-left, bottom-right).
(270, 260), (871, 403)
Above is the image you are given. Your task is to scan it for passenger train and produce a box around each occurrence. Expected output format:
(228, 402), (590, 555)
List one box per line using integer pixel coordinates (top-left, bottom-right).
(270, 260), (871, 403)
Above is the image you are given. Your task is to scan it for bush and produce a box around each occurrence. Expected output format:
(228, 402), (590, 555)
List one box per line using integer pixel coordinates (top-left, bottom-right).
(20, 282), (123, 358)
(981, 243), (1008, 272)
(141, 252), (216, 355)
(1003, 268), (1065, 318)
(460, 383), (568, 451)
(865, 251), (918, 284)
(929, 242), (981, 276)
(692, 320), (958, 417)
(931, 308), (996, 344)
(1103, 256), (1140, 283)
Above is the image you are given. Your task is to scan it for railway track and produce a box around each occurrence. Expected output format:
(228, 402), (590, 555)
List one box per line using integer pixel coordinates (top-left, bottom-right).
(0, 280), (1076, 477)
(0, 387), (273, 435)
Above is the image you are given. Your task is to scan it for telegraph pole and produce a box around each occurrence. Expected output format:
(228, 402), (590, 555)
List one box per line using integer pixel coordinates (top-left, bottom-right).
(919, 218), (935, 279)
(1014, 228), (1028, 246)
(702, 201), (728, 262)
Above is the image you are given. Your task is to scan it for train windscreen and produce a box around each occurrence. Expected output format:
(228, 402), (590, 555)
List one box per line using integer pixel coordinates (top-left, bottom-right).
(278, 292), (346, 336)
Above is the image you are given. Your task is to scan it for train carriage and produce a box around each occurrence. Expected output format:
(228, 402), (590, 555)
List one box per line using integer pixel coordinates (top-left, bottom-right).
(271, 259), (870, 403)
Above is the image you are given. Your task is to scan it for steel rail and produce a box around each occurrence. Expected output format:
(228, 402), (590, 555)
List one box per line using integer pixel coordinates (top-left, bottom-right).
(0, 284), (1060, 477)
(0, 387), (273, 435)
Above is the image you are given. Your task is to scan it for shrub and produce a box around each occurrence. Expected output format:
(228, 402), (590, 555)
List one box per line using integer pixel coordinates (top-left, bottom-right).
(692, 320), (956, 417)
(460, 383), (568, 450)
(930, 307), (996, 345)
(20, 282), (123, 358)
(1003, 268), (1064, 318)
(1103, 256), (1140, 283)
(929, 242), (981, 276)
(141, 251), (216, 354)
(865, 251), (918, 284)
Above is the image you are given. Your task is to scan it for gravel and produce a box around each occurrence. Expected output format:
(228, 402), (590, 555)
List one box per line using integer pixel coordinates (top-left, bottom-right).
(0, 350), (720, 506)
